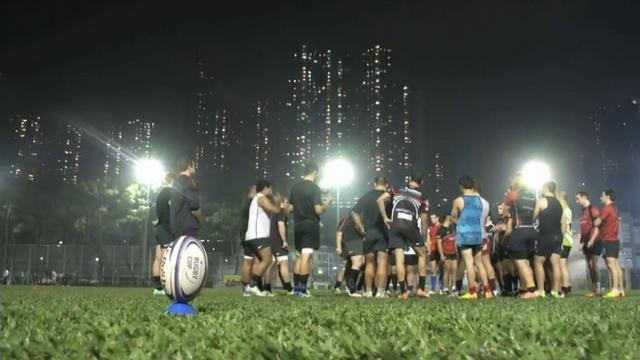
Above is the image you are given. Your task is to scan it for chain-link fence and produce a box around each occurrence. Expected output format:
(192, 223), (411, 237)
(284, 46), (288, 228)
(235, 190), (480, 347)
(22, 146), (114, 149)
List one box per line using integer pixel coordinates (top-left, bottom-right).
(0, 244), (348, 288)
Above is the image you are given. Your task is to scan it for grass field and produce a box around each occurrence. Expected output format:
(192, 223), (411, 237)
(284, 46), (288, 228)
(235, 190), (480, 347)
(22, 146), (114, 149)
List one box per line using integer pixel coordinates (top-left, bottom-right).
(1, 286), (639, 359)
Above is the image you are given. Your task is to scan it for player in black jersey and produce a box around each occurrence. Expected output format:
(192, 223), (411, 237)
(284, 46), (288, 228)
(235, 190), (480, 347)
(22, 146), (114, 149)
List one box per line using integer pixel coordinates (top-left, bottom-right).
(377, 171), (430, 300)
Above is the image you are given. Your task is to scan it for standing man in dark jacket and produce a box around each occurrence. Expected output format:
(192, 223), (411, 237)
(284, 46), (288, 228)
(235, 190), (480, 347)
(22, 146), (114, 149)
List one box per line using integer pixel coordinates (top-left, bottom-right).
(170, 158), (202, 239)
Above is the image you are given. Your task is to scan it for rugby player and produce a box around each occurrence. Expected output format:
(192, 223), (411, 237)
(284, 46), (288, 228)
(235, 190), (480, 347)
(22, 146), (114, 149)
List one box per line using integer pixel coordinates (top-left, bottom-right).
(152, 172), (176, 295)
(532, 181), (566, 298)
(377, 171), (430, 300)
(436, 214), (457, 295)
(588, 189), (624, 298)
(451, 175), (492, 299)
(558, 192), (573, 297)
(337, 215), (365, 297)
(264, 194), (292, 295)
(427, 213), (443, 295)
(288, 163), (331, 297)
(240, 185), (257, 295)
(576, 191), (602, 297)
(503, 173), (538, 299)
(352, 175), (389, 298)
(244, 180), (282, 296)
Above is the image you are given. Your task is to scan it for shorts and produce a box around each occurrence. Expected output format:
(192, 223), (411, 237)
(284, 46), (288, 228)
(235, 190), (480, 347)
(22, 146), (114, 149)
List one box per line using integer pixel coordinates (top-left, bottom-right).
(269, 237), (289, 258)
(535, 233), (562, 258)
(155, 226), (173, 248)
(344, 238), (364, 257)
(294, 220), (320, 251)
(364, 228), (388, 254)
(244, 237), (272, 259)
(509, 227), (537, 260)
(405, 254), (419, 266)
(458, 245), (482, 256)
(388, 226), (423, 251)
(429, 252), (441, 262)
(602, 240), (620, 259)
(560, 245), (571, 259)
(496, 241), (510, 261)
(444, 254), (458, 261)
(582, 234), (603, 256)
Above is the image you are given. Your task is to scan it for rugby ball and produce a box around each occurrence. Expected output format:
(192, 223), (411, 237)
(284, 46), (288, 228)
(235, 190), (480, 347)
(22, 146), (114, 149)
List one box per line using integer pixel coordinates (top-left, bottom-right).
(161, 236), (209, 303)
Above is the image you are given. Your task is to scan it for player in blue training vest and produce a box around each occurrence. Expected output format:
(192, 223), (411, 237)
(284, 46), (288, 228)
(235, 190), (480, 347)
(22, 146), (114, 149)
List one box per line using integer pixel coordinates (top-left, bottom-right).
(451, 175), (493, 300)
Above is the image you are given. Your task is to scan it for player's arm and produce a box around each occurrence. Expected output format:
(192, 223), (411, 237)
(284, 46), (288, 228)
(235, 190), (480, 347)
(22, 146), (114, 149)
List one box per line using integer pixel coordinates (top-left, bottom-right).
(377, 192), (392, 228)
(588, 210), (603, 247)
(420, 213), (429, 247)
(450, 197), (463, 223)
(351, 211), (366, 237)
(437, 235), (445, 259)
(533, 197), (546, 221)
(505, 218), (513, 237)
(561, 210), (568, 237)
(336, 229), (343, 254)
(278, 219), (288, 249)
(258, 196), (281, 215)
(314, 188), (330, 215)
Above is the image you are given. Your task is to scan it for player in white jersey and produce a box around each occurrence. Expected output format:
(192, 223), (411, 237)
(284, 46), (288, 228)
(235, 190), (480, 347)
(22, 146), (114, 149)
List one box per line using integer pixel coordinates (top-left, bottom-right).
(245, 180), (282, 296)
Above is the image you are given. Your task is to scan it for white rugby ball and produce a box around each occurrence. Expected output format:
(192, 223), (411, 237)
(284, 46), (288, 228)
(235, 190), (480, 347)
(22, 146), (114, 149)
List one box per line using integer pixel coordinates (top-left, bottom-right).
(161, 235), (209, 303)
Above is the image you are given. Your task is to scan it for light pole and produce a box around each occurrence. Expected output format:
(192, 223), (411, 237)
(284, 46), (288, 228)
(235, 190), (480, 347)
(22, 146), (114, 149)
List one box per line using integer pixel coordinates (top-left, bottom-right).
(134, 159), (165, 284)
(522, 160), (551, 198)
(2, 204), (12, 272)
(321, 158), (355, 226)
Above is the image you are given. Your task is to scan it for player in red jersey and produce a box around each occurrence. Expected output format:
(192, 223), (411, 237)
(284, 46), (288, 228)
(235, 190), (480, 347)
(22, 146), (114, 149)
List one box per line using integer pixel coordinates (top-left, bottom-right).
(588, 189), (624, 298)
(428, 213), (443, 295)
(576, 191), (602, 297)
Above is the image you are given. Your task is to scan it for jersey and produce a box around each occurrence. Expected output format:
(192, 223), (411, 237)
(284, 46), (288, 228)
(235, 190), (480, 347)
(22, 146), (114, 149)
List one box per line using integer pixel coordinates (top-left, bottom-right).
(429, 224), (442, 252)
(389, 185), (429, 232)
(457, 195), (484, 246)
(480, 196), (490, 239)
(599, 204), (619, 241)
(538, 196), (563, 236)
(579, 204), (599, 237)
(270, 210), (287, 244)
(437, 225), (457, 255)
(562, 204), (573, 247)
(504, 187), (536, 228)
(246, 193), (271, 240)
(338, 216), (360, 242)
(353, 189), (387, 233)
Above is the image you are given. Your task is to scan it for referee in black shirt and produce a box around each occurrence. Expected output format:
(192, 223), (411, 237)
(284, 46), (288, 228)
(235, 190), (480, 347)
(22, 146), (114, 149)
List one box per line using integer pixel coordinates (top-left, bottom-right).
(288, 163), (330, 297)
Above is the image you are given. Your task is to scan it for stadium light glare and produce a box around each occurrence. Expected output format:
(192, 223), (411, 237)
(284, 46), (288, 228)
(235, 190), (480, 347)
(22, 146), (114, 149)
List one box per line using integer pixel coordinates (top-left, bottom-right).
(134, 159), (165, 188)
(522, 160), (551, 190)
(321, 158), (354, 188)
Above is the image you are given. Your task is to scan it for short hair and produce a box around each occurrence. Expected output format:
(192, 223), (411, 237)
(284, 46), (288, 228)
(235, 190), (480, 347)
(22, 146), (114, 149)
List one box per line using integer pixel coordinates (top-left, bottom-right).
(305, 162), (319, 175)
(576, 191), (589, 200)
(603, 189), (616, 202)
(543, 181), (557, 193)
(177, 157), (194, 172)
(256, 180), (271, 193)
(374, 175), (388, 186)
(410, 170), (424, 184)
(459, 175), (474, 190)
(439, 213), (451, 223)
(164, 172), (177, 184)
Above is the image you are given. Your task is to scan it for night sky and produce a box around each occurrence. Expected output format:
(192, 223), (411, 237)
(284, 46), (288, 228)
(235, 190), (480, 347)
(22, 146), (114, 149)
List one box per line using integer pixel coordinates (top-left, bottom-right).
(2, 1), (640, 203)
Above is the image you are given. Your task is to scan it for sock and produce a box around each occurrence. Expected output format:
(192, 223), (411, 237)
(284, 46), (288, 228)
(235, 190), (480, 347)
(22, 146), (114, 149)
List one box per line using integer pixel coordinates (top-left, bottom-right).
(430, 275), (437, 291)
(596, 282), (601, 292)
(377, 287), (386, 295)
(391, 274), (398, 290)
(526, 281), (536, 293)
(420, 276), (427, 291)
(251, 275), (262, 288)
(483, 284), (492, 294)
(408, 285), (414, 292)
(561, 286), (568, 295)
(400, 281), (407, 294)
(456, 280), (463, 291)
(300, 274), (309, 292)
(489, 278), (496, 291)
(348, 269), (359, 293)
(567, 286), (572, 294)
(264, 283), (272, 293)
(152, 276), (162, 290)
(439, 274), (445, 290)
(334, 280), (342, 289)
(503, 274), (512, 293)
(356, 271), (365, 291)
(513, 275), (520, 292)
(469, 285), (477, 295)
(283, 282), (292, 291)
(293, 273), (300, 291)
(242, 282), (248, 289)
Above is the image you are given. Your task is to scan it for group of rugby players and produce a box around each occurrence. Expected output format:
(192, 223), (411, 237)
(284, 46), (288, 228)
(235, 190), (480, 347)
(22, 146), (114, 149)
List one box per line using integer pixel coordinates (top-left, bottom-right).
(237, 162), (626, 299)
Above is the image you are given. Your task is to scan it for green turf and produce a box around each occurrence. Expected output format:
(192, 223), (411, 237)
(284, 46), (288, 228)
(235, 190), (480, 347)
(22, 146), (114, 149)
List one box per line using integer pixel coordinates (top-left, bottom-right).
(1, 286), (639, 359)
